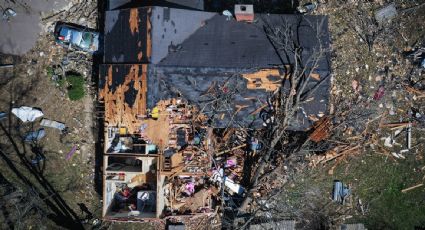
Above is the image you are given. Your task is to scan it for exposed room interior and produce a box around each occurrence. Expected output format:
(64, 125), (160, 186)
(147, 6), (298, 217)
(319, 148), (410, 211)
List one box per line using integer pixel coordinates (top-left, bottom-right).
(103, 155), (158, 219)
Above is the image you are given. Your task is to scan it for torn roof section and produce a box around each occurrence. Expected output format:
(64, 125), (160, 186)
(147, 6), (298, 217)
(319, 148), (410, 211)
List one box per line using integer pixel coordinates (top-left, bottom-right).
(150, 7), (215, 64)
(99, 64), (148, 133)
(104, 8), (151, 63)
(147, 66), (330, 130)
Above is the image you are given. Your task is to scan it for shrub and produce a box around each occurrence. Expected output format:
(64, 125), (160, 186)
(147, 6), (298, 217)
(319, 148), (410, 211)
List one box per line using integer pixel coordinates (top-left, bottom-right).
(46, 66), (54, 77)
(66, 74), (85, 101)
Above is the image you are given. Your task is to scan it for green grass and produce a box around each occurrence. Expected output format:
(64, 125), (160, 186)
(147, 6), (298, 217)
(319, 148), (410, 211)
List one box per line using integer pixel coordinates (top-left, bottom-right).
(66, 74), (85, 101)
(340, 154), (425, 230)
(283, 153), (425, 229)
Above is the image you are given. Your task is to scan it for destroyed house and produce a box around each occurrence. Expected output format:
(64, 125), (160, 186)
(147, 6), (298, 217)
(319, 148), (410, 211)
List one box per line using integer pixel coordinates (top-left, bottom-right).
(99, 5), (331, 222)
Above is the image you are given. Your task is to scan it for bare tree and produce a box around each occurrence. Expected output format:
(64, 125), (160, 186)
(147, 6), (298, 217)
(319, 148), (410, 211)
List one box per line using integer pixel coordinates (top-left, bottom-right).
(216, 15), (332, 228)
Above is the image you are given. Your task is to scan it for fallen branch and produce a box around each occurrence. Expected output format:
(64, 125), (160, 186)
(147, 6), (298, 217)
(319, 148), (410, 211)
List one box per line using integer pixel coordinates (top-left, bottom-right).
(215, 144), (247, 156)
(405, 86), (425, 98)
(401, 183), (423, 193)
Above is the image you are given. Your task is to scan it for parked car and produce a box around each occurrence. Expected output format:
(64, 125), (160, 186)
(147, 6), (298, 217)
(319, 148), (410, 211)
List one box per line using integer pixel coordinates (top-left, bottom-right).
(54, 22), (99, 53)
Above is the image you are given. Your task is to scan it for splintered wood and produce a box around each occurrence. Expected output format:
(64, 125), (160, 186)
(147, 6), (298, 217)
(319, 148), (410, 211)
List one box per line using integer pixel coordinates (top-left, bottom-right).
(309, 116), (332, 142)
(309, 145), (360, 168)
(99, 65), (147, 133)
(242, 69), (284, 92)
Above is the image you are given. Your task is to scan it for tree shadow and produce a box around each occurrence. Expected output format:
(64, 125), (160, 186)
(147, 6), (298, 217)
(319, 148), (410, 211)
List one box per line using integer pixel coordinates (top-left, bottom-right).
(0, 66), (84, 229)
(91, 0), (106, 196)
(0, 123), (84, 229)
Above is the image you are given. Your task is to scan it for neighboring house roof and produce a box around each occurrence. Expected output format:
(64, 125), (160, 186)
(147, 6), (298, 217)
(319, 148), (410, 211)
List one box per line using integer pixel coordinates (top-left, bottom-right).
(249, 220), (296, 230)
(107, 0), (204, 11)
(339, 223), (367, 230)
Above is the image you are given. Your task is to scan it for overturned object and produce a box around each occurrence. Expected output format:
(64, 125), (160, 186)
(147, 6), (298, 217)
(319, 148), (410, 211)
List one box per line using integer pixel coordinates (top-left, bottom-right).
(31, 154), (46, 165)
(2, 8), (17, 21)
(24, 128), (46, 142)
(0, 112), (6, 120)
(297, 2), (318, 14)
(40, 118), (66, 131)
(12, 106), (43, 122)
(332, 180), (351, 204)
(211, 169), (245, 195)
(309, 116), (332, 142)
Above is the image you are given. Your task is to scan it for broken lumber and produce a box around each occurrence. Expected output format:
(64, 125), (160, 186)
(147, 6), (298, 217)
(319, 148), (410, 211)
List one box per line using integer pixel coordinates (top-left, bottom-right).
(381, 122), (410, 128)
(216, 144), (247, 156)
(309, 116), (332, 142)
(405, 86), (425, 98)
(321, 146), (360, 164)
(401, 183), (423, 193)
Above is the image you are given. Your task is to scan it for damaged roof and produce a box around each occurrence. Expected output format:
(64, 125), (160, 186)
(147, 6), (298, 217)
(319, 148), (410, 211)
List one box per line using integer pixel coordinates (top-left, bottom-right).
(147, 66), (330, 130)
(104, 8), (152, 63)
(103, 6), (332, 130)
(105, 6), (330, 69)
(99, 64), (148, 133)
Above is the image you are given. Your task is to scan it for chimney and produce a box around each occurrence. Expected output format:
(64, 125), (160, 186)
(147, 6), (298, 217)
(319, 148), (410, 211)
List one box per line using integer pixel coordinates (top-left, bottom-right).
(235, 4), (254, 23)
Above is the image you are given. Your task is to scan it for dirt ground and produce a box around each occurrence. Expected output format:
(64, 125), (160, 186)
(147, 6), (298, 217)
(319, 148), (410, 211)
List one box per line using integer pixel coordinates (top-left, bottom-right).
(0, 0), (104, 229)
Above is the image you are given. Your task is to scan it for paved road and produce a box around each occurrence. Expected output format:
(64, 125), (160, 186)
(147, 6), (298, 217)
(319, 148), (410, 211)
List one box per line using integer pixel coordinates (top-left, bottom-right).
(0, 0), (68, 55)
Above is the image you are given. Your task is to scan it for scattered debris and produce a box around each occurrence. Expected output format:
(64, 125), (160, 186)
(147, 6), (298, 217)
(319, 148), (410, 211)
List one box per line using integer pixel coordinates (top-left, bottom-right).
(31, 154), (46, 165)
(249, 220), (296, 230)
(406, 122), (412, 149)
(338, 223), (366, 230)
(11, 106), (44, 122)
(404, 45), (425, 67)
(351, 80), (361, 93)
(222, 10), (233, 20)
(375, 3), (398, 24)
(297, 2), (318, 14)
(211, 169), (245, 195)
(373, 86), (385, 101)
(66, 145), (78, 160)
(309, 116), (332, 142)
(332, 180), (351, 204)
(2, 8), (17, 21)
(40, 118), (67, 131)
(24, 128), (46, 142)
(0, 112), (6, 120)
(0, 64), (14, 69)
